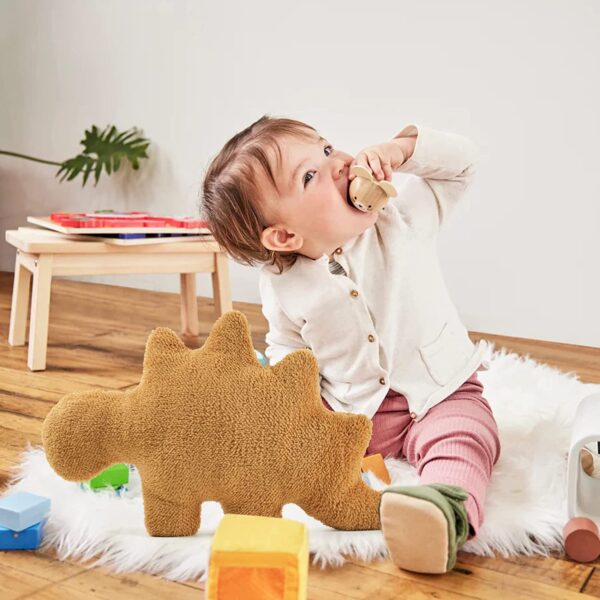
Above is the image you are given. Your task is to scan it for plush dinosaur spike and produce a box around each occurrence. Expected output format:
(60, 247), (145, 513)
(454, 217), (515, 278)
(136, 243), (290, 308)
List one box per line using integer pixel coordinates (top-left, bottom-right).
(271, 349), (322, 399)
(141, 327), (189, 375)
(42, 310), (382, 536)
(200, 308), (259, 366)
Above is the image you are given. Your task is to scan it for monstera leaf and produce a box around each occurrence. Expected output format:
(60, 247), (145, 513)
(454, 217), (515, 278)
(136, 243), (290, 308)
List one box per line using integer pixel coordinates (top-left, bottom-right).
(0, 124), (150, 187)
(57, 125), (150, 186)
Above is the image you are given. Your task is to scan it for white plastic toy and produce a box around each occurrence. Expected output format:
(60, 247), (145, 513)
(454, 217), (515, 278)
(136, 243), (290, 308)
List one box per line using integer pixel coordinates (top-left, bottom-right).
(564, 393), (600, 562)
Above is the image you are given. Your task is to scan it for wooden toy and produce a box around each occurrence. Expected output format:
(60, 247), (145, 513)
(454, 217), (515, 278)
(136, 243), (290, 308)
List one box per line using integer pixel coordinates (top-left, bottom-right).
(88, 463), (129, 490)
(207, 514), (308, 600)
(0, 521), (45, 551)
(0, 491), (50, 532)
(42, 310), (382, 537)
(564, 393), (600, 561)
(347, 165), (397, 213)
(361, 453), (391, 485)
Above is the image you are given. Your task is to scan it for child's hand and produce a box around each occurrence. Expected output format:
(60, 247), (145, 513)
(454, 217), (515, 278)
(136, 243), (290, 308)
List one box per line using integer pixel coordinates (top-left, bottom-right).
(349, 140), (407, 182)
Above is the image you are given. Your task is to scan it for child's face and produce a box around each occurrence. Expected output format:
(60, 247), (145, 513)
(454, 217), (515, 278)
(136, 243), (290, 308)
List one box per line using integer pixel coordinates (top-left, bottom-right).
(259, 132), (379, 260)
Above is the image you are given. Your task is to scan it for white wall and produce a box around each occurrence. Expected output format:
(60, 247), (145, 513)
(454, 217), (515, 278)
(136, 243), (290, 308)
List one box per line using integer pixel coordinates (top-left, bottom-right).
(1, 0), (598, 347)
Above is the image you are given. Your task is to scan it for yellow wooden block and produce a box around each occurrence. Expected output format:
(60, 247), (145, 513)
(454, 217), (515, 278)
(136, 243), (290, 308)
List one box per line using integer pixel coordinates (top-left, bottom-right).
(207, 514), (308, 600)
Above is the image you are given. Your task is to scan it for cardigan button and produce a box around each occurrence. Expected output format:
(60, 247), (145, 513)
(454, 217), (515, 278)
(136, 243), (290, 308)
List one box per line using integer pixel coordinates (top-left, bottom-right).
(350, 289), (359, 297)
(379, 377), (385, 385)
(334, 247), (343, 255)
(368, 334), (375, 342)
(410, 412), (417, 419)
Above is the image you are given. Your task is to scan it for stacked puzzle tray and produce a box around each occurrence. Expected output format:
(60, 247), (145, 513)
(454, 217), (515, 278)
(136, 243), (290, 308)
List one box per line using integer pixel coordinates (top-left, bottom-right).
(27, 211), (213, 245)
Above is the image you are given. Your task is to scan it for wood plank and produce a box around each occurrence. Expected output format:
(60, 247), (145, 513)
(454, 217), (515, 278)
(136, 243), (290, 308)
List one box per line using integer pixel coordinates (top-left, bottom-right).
(309, 559), (595, 599)
(0, 562), (55, 600)
(471, 332), (600, 384)
(579, 567), (600, 596)
(0, 548), (85, 583)
(0, 417), (43, 490)
(308, 563), (475, 599)
(25, 567), (203, 599)
(0, 334), (145, 389)
(454, 553), (592, 592)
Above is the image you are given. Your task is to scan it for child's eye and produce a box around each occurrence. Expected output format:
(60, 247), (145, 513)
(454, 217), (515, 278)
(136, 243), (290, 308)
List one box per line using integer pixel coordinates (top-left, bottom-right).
(303, 145), (333, 187)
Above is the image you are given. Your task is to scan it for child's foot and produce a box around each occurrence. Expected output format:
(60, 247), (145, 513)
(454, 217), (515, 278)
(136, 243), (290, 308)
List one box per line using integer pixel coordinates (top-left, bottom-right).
(380, 483), (469, 574)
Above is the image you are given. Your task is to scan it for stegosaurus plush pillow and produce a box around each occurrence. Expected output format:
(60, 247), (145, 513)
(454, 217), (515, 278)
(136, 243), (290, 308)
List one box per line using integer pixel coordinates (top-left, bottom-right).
(42, 310), (382, 536)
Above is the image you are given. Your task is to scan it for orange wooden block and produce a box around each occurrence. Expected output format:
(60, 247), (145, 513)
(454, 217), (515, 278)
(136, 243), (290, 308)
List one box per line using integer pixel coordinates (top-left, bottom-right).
(361, 453), (391, 485)
(207, 514), (308, 600)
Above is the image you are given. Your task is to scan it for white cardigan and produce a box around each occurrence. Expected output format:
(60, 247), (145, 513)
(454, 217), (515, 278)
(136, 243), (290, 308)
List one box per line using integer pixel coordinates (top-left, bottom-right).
(258, 123), (489, 422)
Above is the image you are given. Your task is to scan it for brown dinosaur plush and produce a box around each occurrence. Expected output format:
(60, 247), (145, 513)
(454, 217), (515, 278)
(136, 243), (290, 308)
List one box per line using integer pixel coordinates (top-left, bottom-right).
(42, 310), (382, 536)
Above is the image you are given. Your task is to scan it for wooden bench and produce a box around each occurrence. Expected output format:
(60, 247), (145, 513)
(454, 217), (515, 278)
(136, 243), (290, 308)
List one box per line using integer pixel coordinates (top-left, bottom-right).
(5, 227), (232, 371)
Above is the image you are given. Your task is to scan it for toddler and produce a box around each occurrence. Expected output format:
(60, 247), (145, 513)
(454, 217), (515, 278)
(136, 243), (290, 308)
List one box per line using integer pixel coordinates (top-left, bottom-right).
(200, 114), (501, 574)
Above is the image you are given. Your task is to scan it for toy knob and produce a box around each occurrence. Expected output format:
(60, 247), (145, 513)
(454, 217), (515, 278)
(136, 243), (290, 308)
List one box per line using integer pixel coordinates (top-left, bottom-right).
(564, 517), (600, 562)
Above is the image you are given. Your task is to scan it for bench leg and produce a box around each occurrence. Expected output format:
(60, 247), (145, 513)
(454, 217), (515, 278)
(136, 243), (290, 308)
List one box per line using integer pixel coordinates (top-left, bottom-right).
(179, 273), (199, 336)
(8, 251), (32, 346)
(211, 253), (232, 318)
(28, 255), (53, 371)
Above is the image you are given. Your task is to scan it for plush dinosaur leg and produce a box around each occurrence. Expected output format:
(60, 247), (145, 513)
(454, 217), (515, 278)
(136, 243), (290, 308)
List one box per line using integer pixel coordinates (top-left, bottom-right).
(304, 481), (382, 530)
(143, 488), (201, 537)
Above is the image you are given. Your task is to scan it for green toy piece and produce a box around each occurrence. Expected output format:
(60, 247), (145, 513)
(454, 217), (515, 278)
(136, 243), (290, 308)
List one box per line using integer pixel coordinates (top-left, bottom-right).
(88, 463), (129, 490)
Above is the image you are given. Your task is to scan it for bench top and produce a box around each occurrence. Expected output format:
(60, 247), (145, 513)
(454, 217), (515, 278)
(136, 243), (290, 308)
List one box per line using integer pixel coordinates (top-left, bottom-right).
(5, 228), (222, 255)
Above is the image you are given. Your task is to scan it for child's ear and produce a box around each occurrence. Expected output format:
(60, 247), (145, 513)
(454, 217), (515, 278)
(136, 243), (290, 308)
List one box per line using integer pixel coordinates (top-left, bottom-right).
(260, 225), (303, 252)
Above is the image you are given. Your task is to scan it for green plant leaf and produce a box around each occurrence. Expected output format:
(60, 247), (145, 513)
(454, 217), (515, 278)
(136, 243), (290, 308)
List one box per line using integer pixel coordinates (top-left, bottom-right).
(55, 124), (150, 187)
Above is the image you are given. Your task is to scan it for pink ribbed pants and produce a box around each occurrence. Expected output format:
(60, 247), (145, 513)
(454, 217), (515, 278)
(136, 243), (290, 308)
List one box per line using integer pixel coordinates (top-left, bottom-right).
(322, 370), (501, 539)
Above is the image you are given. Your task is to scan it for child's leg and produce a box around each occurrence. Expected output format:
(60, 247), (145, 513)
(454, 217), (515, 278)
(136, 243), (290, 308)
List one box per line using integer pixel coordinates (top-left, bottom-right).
(402, 372), (501, 538)
(322, 390), (412, 459)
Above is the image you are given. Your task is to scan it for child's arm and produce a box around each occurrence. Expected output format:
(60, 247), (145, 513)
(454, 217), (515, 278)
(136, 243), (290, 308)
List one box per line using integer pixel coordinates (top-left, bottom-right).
(391, 124), (481, 238)
(260, 277), (306, 366)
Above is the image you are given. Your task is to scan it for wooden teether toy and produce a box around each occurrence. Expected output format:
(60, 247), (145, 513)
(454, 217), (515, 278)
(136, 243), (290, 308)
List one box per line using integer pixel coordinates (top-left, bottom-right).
(348, 165), (397, 212)
(563, 393), (600, 562)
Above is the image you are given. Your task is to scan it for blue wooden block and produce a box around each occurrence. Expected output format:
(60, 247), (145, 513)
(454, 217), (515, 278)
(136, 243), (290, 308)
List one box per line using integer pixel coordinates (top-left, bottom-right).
(0, 492), (50, 532)
(0, 521), (45, 550)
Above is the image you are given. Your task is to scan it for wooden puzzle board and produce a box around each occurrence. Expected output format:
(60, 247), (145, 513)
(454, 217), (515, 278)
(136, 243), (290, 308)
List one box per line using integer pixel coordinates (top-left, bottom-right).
(28, 216), (211, 235)
(22, 224), (213, 246)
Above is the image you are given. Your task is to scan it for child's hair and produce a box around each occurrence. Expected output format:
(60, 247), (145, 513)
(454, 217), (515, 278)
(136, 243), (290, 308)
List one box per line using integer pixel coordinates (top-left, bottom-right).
(199, 114), (318, 274)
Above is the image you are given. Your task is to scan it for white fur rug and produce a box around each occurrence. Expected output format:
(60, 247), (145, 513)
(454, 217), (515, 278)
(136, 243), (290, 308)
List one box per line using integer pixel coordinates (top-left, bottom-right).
(5, 343), (600, 582)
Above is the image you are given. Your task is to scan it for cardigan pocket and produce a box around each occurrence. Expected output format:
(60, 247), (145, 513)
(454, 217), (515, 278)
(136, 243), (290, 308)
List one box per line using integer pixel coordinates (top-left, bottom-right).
(418, 321), (471, 386)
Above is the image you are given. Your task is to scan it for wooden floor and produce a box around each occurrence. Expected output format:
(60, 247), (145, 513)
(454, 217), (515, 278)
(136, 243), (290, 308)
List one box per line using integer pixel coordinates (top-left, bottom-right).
(1, 270), (599, 599)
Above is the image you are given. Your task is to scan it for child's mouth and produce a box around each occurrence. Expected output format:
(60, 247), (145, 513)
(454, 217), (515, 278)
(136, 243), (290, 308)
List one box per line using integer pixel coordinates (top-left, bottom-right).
(346, 187), (354, 207)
